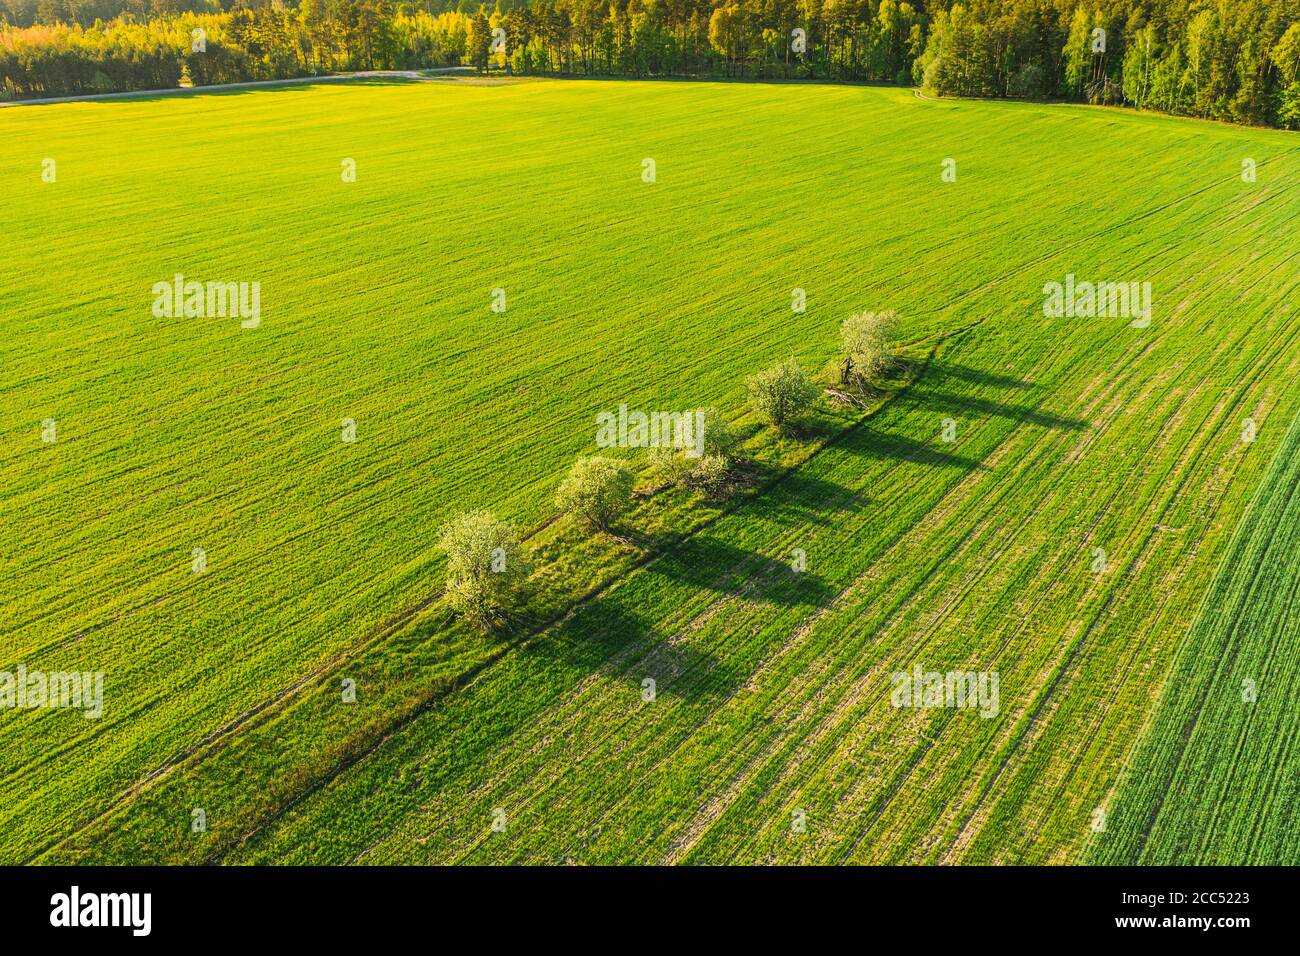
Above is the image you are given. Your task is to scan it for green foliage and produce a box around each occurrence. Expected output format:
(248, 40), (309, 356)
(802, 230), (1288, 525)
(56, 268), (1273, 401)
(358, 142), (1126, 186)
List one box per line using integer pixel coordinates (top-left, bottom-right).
(4, 0), (1299, 129)
(912, 0), (1300, 127)
(647, 408), (743, 497)
(555, 457), (634, 530)
(1271, 24), (1300, 128)
(681, 453), (732, 498)
(917, 5), (994, 96)
(1062, 6), (1091, 99)
(840, 310), (896, 385)
(8, 78), (1300, 867)
(0, 7), (459, 98)
(436, 511), (528, 631)
(1279, 83), (1300, 129)
(699, 406), (742, 460)
(746, 358), (819, 433)
(466, 10), (490, 72)
(646, 444), (695, 486)
(1090, 411), (1300, 864)
(1121, 24), (1157, 109)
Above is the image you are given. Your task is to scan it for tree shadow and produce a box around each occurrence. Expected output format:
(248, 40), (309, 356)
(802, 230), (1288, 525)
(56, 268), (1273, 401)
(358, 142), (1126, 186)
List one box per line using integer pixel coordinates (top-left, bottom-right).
(839, 425), (988, 471)
(71, 74), (436, 108)
(785, 415), (855, 442)
(742, 465), (863, 527)
(542, 73), (907, 90)
(525, 595), (744, 703)
(924, 391), (1088, 431)
(932, 361), (1034, 391)
(643, 534), (835, 609)
(923, 361), (1087, 429)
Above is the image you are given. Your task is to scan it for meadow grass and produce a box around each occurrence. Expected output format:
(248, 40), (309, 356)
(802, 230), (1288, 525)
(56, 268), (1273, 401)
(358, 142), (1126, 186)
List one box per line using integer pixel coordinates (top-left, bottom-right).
(1087, 407), (1300, 865)
(3, 76), (1298, 863)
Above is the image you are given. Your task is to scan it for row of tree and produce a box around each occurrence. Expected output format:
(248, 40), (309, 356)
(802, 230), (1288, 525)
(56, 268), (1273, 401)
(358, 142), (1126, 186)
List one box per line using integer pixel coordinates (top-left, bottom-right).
(1, 5), (465, 96)
(438, 311), (898, 632)
(917, 1), (1300, 128)
(3, 1), (1299, 128)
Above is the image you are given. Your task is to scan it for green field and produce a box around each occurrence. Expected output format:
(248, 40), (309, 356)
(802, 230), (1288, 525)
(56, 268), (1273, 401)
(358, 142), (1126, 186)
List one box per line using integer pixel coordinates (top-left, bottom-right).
(3, 76), (1299, 864)
(1088, 405), (1300, 865)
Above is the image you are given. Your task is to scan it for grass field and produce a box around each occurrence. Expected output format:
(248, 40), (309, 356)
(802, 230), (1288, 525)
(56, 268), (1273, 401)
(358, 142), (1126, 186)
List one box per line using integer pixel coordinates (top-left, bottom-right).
(3, 75), (1299, 864)
(1088, 405), (1300, 865)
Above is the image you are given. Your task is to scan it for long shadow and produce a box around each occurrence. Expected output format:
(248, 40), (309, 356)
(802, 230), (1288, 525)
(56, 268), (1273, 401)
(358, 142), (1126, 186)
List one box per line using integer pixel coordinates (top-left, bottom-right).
(926, 391), (1089, 432)
(839, 425), (988, 471)
(763, 469), (862, 527)
(922, 360), (1089, 429)
(526, 595), (743, 703)
(534, 73), (909, 91)
(70, 75), (433, 108)
(786, 417), (846, 443)
(17, 71), (909, 111)
(932, 361), (1034, 390)
(727, 464), (862, 528)
(643, 534), (835, 610)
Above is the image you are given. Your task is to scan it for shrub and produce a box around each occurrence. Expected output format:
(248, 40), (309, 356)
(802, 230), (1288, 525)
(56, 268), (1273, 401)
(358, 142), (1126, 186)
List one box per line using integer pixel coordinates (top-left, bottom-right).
(840, 310), (897, 384)
(647, 444), (695, 486)
(746, 358), (818, 432)
(648, 408), (744, 497)
(555, 456), (634, 530)
(436, 511), (528, 631)
(681, 454), (733, 498)
(697, 406), (742, 459)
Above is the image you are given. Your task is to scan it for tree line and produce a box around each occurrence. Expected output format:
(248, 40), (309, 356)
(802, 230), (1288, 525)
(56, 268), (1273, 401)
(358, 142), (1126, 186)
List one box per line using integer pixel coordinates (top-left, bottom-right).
(918, 0), (1300, 127)
(2, 0), (1298, 129)
(439, 312), (897, 633)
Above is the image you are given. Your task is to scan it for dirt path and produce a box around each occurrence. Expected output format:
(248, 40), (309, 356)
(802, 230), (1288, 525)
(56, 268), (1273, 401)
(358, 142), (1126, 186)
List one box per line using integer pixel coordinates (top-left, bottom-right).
(0, 68), (477, 108)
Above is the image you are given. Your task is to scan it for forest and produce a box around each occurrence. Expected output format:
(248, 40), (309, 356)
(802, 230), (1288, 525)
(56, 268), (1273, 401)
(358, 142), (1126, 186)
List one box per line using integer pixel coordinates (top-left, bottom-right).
(2, 1), (1300, 128)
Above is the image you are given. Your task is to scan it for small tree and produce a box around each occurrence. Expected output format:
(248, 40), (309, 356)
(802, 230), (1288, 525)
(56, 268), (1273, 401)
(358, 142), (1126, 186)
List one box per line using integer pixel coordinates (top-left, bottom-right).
(840, 310), (897, 385)
(647, 444), (695, 486)
(682, 454), (732, 498)
(746, 358), (818, 433)
(437, 511), (528, 631)
(467, 10), (492, 72)
(556, 457), (634, 530)
(648, 407), (744, 497)
(697, 407), (742, 460)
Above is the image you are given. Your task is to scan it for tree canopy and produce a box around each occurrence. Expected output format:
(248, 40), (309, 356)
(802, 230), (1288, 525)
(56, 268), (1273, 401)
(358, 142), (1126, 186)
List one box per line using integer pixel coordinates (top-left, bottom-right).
(3, 1), (1298, 130)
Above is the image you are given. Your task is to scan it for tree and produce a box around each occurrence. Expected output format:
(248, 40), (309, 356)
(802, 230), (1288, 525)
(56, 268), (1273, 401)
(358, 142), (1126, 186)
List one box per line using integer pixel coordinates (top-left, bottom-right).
(840, 310), (896, 385)
(915, 4), (994, 96)
(467, 7), (490, 70)
(4, 0), (1300, 134)
(437, 510), (529, 631)
(682, 453), (732, 497)
(647, 407), (743, 496)
(708, 1), (752, 76)
(555, 456), (634, 530)
(1271, 22), (1300, 128)
(1062, 5), (1090, 99)
(1122, 22), (1156, 110)
(746, 358), (818, 433)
